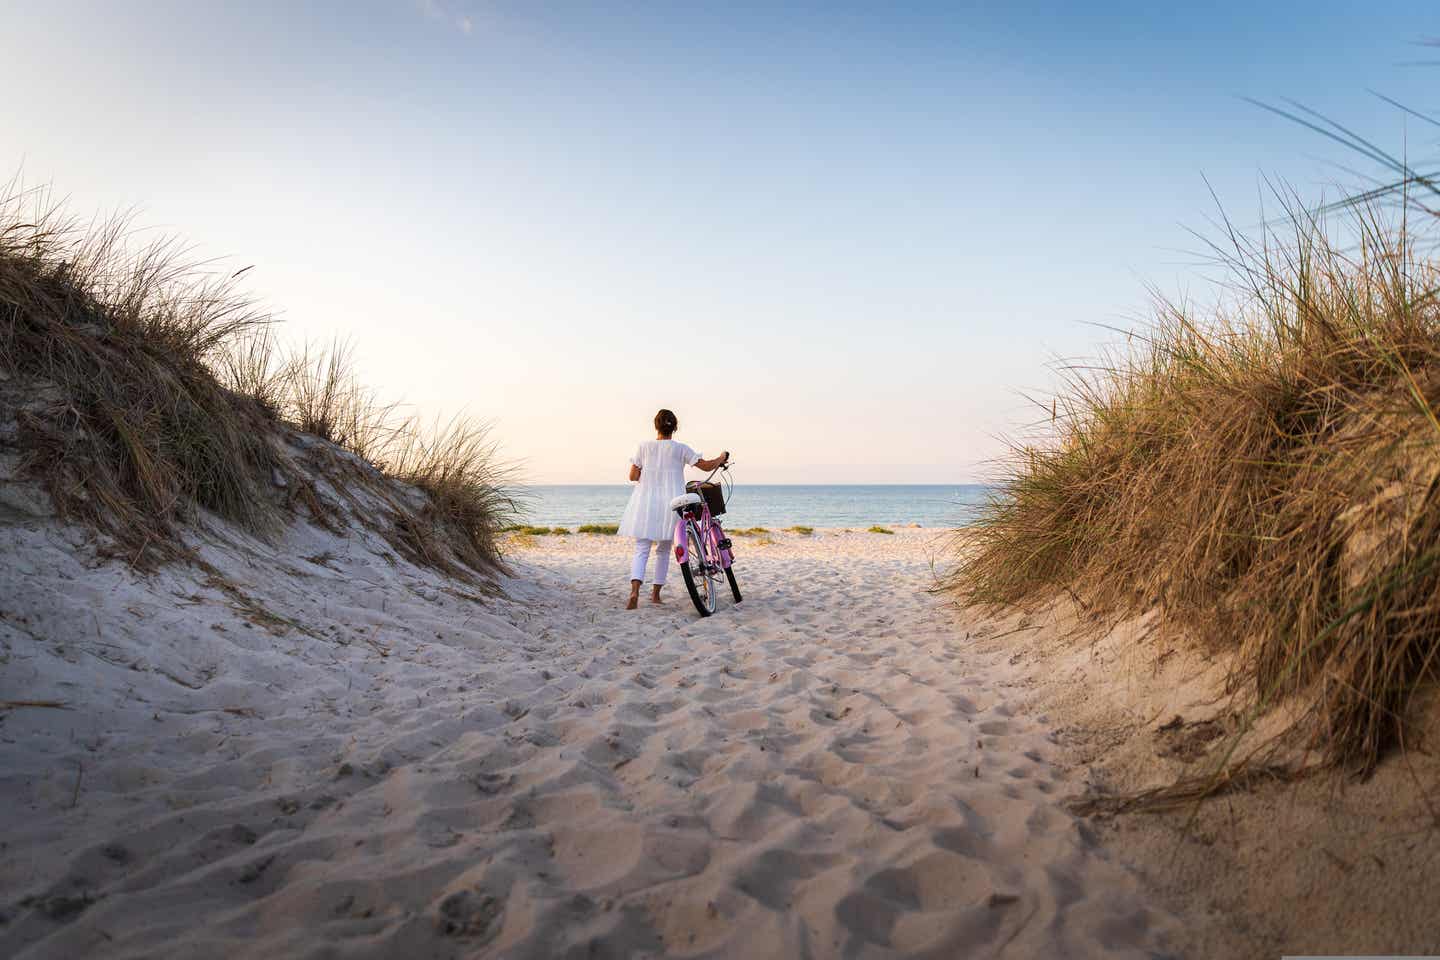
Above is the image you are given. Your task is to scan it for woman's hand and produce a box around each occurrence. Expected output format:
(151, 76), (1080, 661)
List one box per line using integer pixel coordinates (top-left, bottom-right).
(629, 464), (641, 482)
(694, 450), (729, 471)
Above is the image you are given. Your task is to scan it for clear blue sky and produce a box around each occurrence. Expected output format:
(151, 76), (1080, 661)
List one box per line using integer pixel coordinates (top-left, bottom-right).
(4, 2), (1435, 481)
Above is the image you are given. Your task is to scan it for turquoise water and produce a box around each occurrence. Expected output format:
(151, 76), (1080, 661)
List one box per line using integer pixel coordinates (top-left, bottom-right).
(518, 484), (993, 529)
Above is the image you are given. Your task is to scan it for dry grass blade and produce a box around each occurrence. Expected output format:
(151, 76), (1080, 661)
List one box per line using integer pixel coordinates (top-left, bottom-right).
(1067, 763), (1321, 818)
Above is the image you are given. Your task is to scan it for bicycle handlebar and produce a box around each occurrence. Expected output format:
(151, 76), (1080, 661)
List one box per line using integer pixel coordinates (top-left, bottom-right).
(703, 453), (733, 485)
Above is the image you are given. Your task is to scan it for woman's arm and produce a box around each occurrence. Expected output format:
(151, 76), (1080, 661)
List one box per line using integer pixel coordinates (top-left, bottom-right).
(694, 450), (729, 471)
(629, 464), (642, 481)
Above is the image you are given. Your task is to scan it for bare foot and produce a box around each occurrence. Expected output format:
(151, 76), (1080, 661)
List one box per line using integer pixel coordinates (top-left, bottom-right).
(625, 594), (639, 610)
(650, 586), (664, 605)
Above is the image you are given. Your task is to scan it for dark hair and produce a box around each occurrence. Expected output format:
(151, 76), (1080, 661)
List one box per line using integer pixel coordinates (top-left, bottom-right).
(654, 408), (678, 437)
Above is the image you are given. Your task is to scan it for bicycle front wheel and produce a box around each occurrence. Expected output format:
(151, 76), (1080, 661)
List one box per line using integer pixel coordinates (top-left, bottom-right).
(679, 520), (717, 617)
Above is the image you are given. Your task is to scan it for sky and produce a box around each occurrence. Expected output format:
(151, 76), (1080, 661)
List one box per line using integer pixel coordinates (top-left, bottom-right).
(3, 2), (1436, 483)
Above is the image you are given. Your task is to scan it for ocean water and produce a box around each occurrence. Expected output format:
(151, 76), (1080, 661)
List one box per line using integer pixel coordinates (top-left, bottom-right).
(518, 484), (993, 529)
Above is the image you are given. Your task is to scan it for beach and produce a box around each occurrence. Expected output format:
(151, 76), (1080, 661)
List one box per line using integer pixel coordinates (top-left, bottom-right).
(9, 6), (1440, 955)
(3, 524), (1176, 958)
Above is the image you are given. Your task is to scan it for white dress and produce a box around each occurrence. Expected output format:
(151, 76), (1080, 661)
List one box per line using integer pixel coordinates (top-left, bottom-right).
(619, 439), (700, 540)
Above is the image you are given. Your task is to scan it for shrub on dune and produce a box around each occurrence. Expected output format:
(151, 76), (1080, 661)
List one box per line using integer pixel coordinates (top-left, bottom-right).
(380, 414), (517, 574)
(952, 200), (1440, 772)
(283, 339), (394, 461)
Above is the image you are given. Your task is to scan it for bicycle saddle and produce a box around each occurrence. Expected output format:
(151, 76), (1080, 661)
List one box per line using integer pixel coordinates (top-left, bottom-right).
(670, 493), (703, 510)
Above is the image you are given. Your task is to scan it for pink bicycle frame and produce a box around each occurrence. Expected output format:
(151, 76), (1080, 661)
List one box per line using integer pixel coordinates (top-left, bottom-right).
(673, 497), (733, 569)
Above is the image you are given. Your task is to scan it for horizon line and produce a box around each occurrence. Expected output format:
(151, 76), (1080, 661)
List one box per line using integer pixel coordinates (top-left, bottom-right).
(516, 481), (994, 487)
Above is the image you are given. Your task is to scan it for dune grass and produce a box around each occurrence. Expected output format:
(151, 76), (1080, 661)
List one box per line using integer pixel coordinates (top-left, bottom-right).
(867, 526), (894, 535)
(1, 183), (278, 559)
(0, 179), (517, 574)
(577, 523), (619, 534)
(951, 201), (1440, 772)
(785, 525), (815, 535)
(381, 415), (516, 572)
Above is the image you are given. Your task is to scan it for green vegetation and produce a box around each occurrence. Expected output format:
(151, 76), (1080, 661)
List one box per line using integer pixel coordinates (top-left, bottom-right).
(951, 203), (1440, 772)
(577, 523), (619, 534)
(0, 181), (517, 574)
(784, 525), (814, 535)
(731, 527), (771, 536)
(867, 526), (894, 534)
(504, 525), (570, 536)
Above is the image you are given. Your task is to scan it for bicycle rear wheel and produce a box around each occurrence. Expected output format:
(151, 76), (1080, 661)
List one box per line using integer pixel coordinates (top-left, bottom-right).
(679, 521), (717, 617)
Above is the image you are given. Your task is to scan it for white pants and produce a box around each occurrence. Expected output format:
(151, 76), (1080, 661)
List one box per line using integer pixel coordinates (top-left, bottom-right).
(630, 538), (673, 585)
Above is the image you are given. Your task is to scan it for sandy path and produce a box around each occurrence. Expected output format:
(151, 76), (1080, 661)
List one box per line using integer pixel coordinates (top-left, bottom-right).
(480, 531), (1173, 958)
(3, 527), (1173, 958)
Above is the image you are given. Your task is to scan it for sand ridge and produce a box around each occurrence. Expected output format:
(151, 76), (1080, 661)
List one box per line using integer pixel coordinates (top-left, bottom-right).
(2, 520), (1175, 958)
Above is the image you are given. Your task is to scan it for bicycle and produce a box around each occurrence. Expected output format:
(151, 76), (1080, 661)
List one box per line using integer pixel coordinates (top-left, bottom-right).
(670, 455), (742, 617)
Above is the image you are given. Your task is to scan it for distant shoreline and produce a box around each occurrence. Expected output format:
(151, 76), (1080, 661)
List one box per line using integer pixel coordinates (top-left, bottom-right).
(515, 483), (994, 530)
(517, 482), (991, 488)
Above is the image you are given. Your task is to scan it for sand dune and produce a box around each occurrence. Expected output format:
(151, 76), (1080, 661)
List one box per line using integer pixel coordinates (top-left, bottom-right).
(2, 516), (1174, 957)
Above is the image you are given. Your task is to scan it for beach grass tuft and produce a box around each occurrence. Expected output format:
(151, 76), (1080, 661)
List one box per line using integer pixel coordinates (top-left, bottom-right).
(577, 523), (619, 534)
(950, 197), (1440, 772)
(785, 525), (815, 535)
(867, 526), (895, 534)
(0, 178), (517, 574)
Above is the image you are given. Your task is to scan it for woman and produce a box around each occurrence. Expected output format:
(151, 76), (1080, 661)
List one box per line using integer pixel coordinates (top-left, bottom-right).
(619, 409), (728, 609)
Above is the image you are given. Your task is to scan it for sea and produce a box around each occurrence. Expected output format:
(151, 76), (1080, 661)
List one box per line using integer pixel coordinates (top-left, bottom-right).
(517, 484), (994, 530)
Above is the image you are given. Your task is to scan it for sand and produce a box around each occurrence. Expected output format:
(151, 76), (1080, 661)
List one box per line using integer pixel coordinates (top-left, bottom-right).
(974, 600), (1440, 959)
(1, 510), (1178, 958)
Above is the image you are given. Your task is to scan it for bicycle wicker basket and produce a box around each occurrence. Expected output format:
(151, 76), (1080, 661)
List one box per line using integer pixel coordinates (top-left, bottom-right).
(686, 480), (726, 516)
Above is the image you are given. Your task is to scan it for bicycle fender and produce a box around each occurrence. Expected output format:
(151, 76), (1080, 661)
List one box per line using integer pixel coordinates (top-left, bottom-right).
(714, 531), (734, 568)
